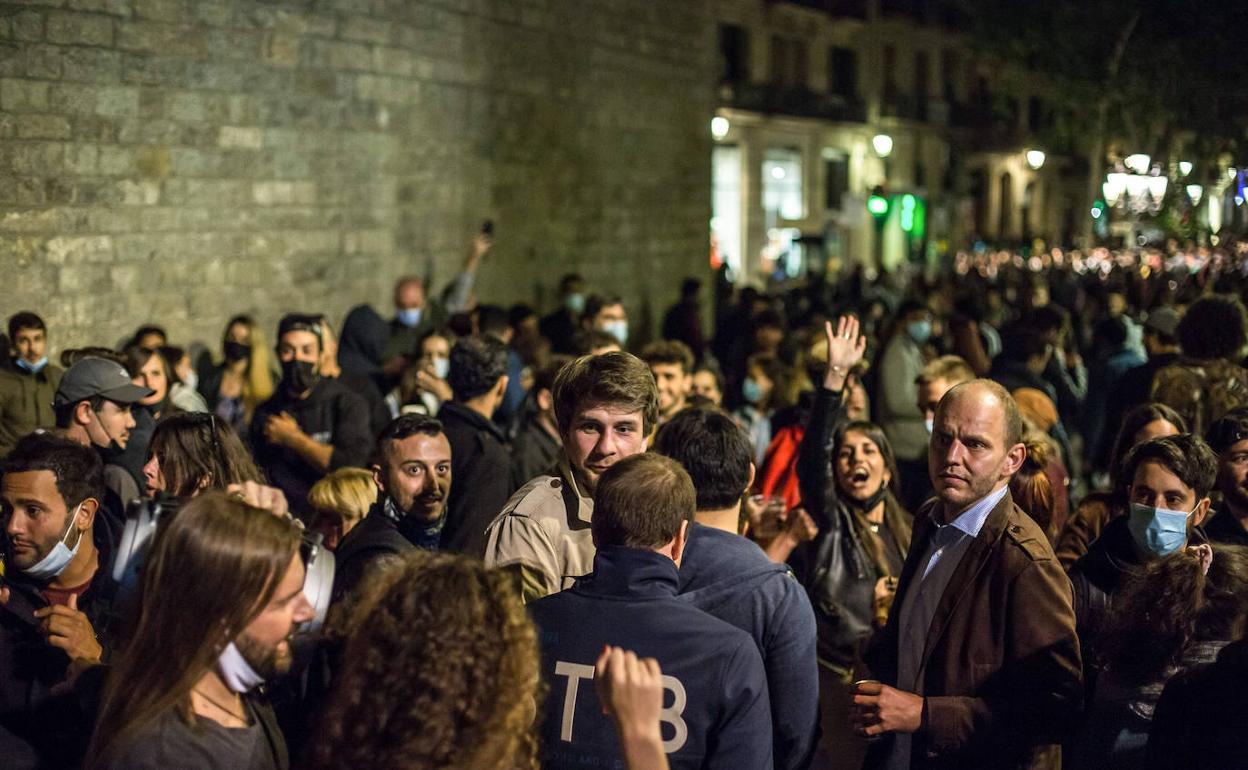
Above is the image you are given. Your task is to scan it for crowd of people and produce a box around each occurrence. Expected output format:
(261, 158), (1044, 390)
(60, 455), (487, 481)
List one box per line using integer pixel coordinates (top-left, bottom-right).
(1, 233), (1248, 770)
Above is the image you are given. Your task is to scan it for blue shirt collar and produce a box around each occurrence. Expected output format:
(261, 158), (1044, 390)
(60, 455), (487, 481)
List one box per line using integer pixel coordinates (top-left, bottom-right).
(941, 484), (1009, 538)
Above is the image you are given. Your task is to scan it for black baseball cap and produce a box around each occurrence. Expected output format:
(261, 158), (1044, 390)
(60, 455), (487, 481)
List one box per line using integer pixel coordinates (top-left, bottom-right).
(54, 357), (154, 407)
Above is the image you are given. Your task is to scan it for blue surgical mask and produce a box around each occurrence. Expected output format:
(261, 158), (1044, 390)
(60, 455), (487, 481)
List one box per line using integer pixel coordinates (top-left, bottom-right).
(602, 319), (628, 345)
(433, 357), (450, 380)
(924, 417), (934, 435)
(23, 503), (85, 581)
(14, 356), (48, 374)
(218, 641), (265, 693)
(396, 308), (423, 328)
(742, 377), (763, 405)
(1127, 502), (1192, 557)
(907, 320), (932, 345)
(565, 293), (586, 314)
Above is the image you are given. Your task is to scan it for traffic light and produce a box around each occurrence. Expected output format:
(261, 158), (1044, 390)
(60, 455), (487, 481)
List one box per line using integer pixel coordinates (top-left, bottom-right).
(1091, 199), (1106, 220)
(868, 186), (890, 223)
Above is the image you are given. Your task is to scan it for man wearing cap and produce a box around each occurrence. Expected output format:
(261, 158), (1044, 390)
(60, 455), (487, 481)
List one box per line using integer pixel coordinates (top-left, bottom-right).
(52, 356), (153, 525)
(251, 314), (372, 521)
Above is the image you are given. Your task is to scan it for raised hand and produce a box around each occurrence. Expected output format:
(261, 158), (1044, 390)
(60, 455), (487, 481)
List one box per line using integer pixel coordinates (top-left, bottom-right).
(823, 315), (867, 391)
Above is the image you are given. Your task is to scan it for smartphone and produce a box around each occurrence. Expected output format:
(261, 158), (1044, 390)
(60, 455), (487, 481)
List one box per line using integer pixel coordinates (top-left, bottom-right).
(480, 219), (494, 236)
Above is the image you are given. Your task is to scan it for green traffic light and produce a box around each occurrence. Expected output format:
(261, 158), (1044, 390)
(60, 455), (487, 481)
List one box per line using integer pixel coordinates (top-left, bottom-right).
(868, 196), (889, 217)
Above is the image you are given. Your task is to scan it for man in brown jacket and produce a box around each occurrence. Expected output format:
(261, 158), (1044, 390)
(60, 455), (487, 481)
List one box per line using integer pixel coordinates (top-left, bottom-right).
(853, 379), (1082, 770)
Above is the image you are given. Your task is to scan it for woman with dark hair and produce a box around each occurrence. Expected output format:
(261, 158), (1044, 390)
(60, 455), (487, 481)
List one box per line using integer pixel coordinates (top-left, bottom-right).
(125, 346), (180, 422)
(788, 315), (914, 768)
(88, 492), (311, 770)
(142, 412), (262, 499)
(1074, 545), (1248, 769)
(1056, 403), (1187, 568)
(197, 315), (275, 436)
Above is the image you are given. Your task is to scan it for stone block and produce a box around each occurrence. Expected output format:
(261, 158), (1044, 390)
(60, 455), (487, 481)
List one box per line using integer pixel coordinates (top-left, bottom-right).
(46, 10), (114, 47)
(131, 0), (182, 22)
(46, 234), (113, 265)
(217, 125), (262, 149)
(67, 0), (132, 17)
(1, 78), (50, 111)
(60, 46), (123, 83)
(12, 11), (45, 41)
(16, 113), (71, 139)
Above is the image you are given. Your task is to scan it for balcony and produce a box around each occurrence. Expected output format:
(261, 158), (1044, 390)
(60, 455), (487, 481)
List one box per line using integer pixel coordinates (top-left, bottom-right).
(773, 0), (868, 18)
(721, 81), (867, 123)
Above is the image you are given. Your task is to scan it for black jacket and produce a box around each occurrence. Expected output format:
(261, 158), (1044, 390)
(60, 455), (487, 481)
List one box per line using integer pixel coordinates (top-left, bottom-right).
(331, 502), (442, 605)
(793, 387), (908, 671)
(0, 515), (122, 769)
(436, 401), (511, 556)
(529, 547), (774, 770)
(1202, 507), (1248, 547)
(509, 417), (560, 490)
(251, 378), (372, 519)
(1147, 639), (1248, 770)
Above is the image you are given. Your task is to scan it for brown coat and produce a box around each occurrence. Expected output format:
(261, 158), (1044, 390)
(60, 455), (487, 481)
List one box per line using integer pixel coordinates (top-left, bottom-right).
(863, 491), (1082, 770)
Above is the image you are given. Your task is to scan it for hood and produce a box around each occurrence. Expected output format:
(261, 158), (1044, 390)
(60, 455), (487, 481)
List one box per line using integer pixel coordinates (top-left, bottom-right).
(338, 304), (389, 372)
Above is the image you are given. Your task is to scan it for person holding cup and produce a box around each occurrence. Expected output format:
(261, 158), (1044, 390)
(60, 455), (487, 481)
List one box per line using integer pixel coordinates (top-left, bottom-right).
(786, 315), (914, 768)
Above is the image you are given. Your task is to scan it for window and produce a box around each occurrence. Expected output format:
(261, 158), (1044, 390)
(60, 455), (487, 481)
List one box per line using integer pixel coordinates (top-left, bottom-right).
(770, 36), (808, 89)
(824, 150), (849, 210)
(763, 147), (804, 221)
(941, 49), (959, 103)
(719, 24), (749, 84)
(712, 145), (744, 279)
(998, 172), (1014, 239)
(914, 51), (930, 119)
(829, 47), (858, 99)
(1028, 96), (1046, 132)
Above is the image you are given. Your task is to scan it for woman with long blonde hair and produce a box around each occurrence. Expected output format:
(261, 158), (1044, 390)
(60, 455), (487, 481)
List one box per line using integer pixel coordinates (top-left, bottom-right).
(198, 315), (275, 436)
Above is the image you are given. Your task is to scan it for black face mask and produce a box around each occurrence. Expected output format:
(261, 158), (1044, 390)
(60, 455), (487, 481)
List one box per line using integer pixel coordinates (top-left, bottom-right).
(843, 482), (889, 515)
(282, 359), (320, 394)
(223, 340), (251, 362)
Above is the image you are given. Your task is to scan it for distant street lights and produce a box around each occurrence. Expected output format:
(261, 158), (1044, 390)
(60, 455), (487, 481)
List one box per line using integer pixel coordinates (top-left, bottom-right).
(1026, 149), (1046, 170)
(872, 133), (894, 158)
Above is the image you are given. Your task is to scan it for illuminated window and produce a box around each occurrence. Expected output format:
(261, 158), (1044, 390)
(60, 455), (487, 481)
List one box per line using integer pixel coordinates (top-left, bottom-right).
(762, 147), (804, 221)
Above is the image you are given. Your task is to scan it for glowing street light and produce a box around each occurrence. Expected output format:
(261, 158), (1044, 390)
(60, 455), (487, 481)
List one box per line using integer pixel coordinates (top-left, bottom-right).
(710, 116), (729, 140)
(1186, 184), (1203, 204)
(769, 165), (786, 180)
(1026, 149), (1046, 170)
(1178, 161), (1193, 177)
(1124, 153), (1151, 174)
(872, 133), (894, 158)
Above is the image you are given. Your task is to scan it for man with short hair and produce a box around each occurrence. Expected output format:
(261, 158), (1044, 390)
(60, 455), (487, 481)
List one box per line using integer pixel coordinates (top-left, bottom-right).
(383, 232), (491, 377)
(529, 453), (774, 769)
(856, 380), (1082, 770)
(332, 414), (452, 604)
(1204, 407), (1248, 546)
(0, 312), (63, 458)
(641, 340), (695, 427)
(583, 294), (629, 347)
(653, 406), (819, 770)
(0, 433), (118, 767)
(52, 357), (152, 525)
(1070, 433), (1217, 664)
(914, 356), (975, 433)
(485, 352), (657, 601)
(251, 314), (372, 520)
(437, 334), (511, 556)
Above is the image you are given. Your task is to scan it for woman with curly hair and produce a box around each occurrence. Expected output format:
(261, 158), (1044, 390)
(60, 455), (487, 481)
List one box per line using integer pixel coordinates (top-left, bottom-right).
(306, 551), (542, 770)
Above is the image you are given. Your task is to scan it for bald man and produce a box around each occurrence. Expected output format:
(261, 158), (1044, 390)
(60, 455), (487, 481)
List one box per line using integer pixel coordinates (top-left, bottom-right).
(854, 380), (1082, 770)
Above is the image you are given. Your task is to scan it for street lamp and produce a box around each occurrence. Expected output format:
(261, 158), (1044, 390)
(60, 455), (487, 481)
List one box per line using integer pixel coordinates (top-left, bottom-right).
(1186, 184), (1203, 204)
(1178, 161), (1193, 177)
(1125, 153), (1151, 174)
(1025, 150), (1046, 170)
(710, 116), (729, 140)
(872, 133), (894, 158)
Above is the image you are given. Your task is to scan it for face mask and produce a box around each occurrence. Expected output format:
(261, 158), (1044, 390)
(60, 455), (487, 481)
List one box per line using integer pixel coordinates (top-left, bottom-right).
(1127, 502), (1192, 557)
(907, 320), (932, 345)
(742, 377), (763, 405)
(564, 293), (586, 314)
(23, 503), (85, 581)
(217, 641), (265, 693)
(223, 340), (251, 362)
(432, 357), (450, 380)
(180, 370), (199, 392)
(282, 359), (320, 394)
(602, 319), (628, 345)
(14, 356), (48, 374)
(91, 407), (125, 455)
(925, 418), (934, 435)
(396, 308), (423, 328)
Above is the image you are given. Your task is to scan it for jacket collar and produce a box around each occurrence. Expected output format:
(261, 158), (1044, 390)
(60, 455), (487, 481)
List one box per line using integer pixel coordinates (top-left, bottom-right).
(573, 546), (679, 600)
(439, 400), (506, 441)
(557, 457), (594, 526)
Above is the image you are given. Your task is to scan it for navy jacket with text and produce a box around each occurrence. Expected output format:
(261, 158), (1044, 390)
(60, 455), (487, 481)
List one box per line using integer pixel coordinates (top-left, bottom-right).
(529, 546), (774, 770)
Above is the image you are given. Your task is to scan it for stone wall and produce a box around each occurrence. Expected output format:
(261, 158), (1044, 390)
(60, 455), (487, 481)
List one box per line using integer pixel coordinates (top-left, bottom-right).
(0, 0), (714, 353)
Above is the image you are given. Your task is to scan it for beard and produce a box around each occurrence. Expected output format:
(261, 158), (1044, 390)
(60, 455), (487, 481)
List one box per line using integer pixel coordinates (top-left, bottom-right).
(234, 629), (293, 679)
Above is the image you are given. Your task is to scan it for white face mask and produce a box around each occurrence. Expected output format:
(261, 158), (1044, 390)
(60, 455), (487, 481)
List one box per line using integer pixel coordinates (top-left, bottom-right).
(23, 503), (85, 581)
(180, 370), (199, 393)
(925, 418), (934, 435)
(602, 319), (628, 345)
(217, 641), (265, 693)
(433, 357), (450, 380)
